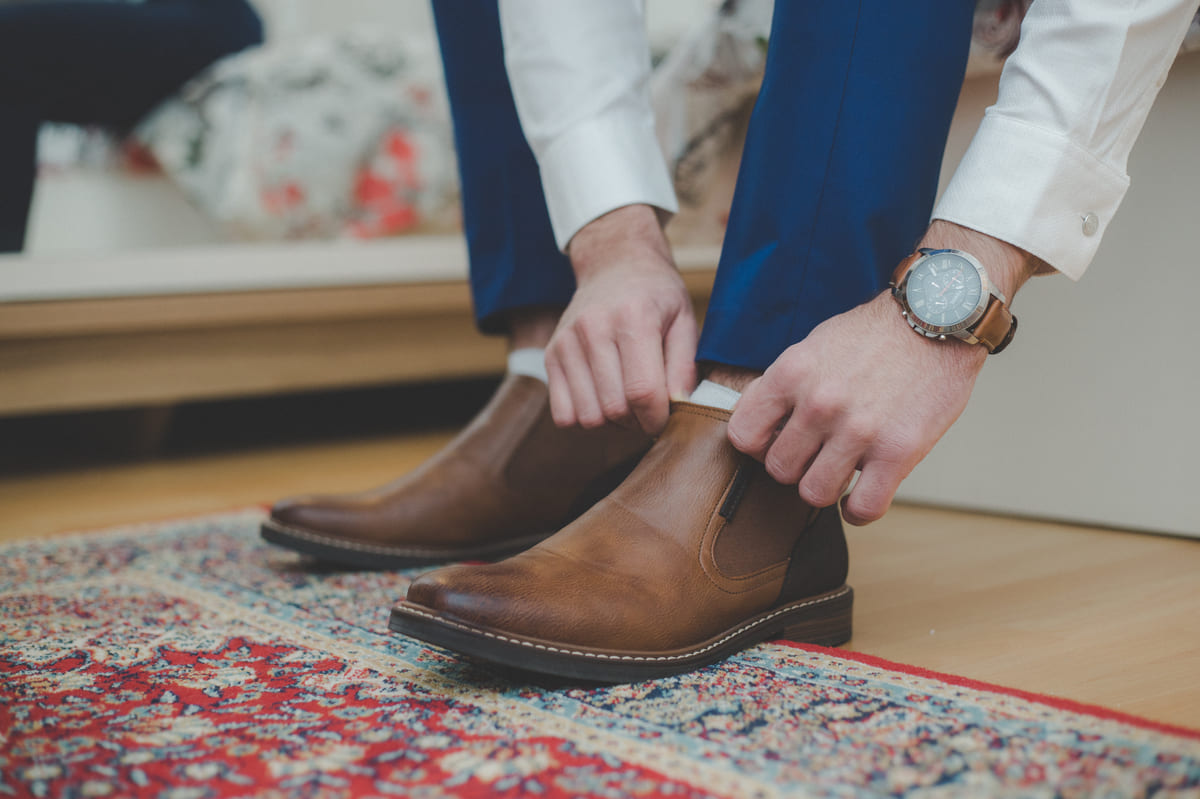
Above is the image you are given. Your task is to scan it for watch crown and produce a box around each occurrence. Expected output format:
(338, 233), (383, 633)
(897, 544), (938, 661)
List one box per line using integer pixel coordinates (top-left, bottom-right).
(938, 334), (947, 341)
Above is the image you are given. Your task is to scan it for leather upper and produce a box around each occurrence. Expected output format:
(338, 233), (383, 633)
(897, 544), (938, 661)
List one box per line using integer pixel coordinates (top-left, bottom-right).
(269, 375), (650, 550)
(404, 402), (849, 653)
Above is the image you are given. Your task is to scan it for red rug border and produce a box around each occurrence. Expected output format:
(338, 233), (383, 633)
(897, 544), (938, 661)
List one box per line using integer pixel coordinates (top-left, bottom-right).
(779, 642), (1200, 741)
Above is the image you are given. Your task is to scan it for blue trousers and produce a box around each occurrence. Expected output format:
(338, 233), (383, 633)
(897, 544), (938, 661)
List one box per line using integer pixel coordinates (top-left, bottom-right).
(435, 1), (974, 365)
(0, 0), (263, 252)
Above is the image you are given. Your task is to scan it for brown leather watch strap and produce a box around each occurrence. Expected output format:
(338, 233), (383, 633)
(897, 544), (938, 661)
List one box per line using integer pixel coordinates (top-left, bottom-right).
(890, 252), (922, 287)
(970, 297), (1017, 354)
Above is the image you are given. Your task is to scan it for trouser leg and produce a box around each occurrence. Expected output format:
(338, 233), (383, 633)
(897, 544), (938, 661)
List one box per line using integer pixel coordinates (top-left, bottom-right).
(697, 0), (974, 370)
(0, 0), (262, 252)
(431, 1), (574, 335)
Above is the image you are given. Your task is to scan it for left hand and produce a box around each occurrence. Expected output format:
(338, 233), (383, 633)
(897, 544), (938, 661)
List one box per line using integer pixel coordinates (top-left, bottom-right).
(726, 221), (1038, 525)
(727, 294), (985, 525)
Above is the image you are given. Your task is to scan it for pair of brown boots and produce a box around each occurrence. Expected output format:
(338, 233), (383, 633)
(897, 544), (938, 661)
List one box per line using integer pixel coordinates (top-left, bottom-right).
(262, 375), (852, 682)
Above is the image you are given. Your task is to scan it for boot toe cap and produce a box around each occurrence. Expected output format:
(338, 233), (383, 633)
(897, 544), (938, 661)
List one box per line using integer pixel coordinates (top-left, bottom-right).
(268, 494), (361, 537)
(401, 558), (663, 650)
(404, 565), (515, 624)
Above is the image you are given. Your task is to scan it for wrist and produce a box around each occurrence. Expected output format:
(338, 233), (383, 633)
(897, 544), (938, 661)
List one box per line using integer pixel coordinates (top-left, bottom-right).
(567, 204), (673, 282)
(919, 220), (1038, 301)
(870, 290), (988, 368)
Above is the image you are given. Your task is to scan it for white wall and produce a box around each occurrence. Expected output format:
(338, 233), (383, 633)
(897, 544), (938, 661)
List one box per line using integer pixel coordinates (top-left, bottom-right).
(897, 53), (1200, 538)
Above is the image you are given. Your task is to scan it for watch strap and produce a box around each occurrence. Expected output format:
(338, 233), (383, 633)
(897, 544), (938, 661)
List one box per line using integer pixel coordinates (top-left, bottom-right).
(890, 252), (922, 287)
(970, 296), (1017, 354)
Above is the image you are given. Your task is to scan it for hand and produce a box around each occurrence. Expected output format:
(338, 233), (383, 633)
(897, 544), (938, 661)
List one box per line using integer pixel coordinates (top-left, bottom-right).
(726, 222), (1039, 525)
(727, 295), (984, 524)
(546, 205), (698, 434)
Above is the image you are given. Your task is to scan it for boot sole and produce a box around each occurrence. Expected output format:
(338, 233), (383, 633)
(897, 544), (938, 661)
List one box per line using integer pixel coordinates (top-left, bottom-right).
(389, 585), (853, 683)
(260, 518), (552, 570)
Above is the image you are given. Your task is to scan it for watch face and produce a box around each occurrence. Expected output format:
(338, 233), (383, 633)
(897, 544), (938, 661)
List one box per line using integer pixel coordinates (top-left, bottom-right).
(903, 251), (986, 332)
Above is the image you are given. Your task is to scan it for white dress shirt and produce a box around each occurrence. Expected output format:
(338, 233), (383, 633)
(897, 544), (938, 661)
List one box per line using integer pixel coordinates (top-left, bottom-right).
(499, 0), (1198, 279)
(499, 1), (675, 252)
(935, 0), (1199, 279)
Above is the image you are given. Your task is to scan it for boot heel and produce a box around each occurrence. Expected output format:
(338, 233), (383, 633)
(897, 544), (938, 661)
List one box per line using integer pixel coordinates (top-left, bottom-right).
(778, 586), (853, 647)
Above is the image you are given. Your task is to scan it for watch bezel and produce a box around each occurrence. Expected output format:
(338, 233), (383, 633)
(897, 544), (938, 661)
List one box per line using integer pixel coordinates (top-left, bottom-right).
(894, 249), (994, 339)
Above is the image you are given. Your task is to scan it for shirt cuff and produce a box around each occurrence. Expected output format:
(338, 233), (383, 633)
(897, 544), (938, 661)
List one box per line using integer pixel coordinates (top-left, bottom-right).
(932, 113), (1130, 281)
(537, 109), (679, 251)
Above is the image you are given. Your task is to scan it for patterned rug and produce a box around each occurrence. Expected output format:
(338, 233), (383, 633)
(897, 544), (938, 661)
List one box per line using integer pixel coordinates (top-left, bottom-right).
(2, 510), (1197, 798)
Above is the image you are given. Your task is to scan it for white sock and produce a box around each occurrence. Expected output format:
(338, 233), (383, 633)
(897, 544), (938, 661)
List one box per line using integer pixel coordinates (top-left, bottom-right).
(688, 379), (741, 411)
(509, 353), (739, 407)
(507, 348), (548, 384)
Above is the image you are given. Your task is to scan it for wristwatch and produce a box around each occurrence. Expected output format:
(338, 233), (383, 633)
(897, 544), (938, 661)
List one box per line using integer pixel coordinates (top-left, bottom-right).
(890, 248), (1017, 354)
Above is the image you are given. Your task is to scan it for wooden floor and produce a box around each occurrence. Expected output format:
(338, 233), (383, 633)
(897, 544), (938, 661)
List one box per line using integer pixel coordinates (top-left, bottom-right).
(2, 421), (1197, 730)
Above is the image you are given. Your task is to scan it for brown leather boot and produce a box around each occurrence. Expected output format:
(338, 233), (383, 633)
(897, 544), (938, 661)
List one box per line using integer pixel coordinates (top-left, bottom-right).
(390, 401), (852, 682)
(261, 375), (651, 569)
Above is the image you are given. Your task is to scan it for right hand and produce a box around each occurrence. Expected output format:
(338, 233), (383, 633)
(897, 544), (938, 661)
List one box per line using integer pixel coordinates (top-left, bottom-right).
(546, 205), (698, 435)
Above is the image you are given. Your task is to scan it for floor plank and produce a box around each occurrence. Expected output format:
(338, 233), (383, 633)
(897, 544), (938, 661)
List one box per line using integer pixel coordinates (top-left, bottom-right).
(2, 430), (1197, 729)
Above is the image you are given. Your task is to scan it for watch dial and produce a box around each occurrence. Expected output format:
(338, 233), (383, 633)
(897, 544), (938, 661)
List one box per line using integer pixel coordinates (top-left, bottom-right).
(904, 252), (984, 328)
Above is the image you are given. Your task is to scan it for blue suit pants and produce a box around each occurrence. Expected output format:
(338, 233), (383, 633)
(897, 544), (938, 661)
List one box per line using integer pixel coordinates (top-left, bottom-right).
(431, 1), (974, 366)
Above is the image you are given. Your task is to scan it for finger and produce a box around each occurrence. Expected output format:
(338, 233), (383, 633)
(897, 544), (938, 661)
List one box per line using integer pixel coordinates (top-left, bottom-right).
(581, 333), (632, 425)
(616, 322), (670, 434)
(840, 462), (902, 526)
(544, 349), (577, 428)
(663, 310), (699, 401)
(556, 333), (606, 428)
(727, 375), (794, 460)
(761, 414), (825, 486)
(797, 435), (865, 508)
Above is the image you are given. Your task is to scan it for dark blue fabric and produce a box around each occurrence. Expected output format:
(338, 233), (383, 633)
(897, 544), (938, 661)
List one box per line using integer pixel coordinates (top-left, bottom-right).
(431, 1), (575, 335)
(697, 0), (974, 369)
(0, 0), (262, 252)
(437, 1), (972, 354)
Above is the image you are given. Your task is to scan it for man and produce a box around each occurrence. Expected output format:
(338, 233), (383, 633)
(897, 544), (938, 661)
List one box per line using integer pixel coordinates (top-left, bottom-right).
(264, 0), (1197, 681)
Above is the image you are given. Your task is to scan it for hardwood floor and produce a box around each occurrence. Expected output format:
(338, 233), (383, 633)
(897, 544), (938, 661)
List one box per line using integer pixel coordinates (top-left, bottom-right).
(2, 417), (1197, 729)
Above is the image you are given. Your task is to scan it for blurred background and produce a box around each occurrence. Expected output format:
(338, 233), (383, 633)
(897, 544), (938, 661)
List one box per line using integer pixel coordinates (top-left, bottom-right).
(18, 0), (738, 255)
(1, 1), (1198, 537)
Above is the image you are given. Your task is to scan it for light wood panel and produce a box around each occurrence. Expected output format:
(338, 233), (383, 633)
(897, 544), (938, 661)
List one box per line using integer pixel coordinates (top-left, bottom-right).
(1, 432), (1197, 729)
(0, 314), (504, 415)
(0, 269), (719, 339)
(0, 270), (717, 416)
(0, 282), (480, 338)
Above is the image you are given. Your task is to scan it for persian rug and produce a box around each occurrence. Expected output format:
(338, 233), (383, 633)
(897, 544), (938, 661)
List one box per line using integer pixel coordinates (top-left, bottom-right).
(2, 510), (1197, 799)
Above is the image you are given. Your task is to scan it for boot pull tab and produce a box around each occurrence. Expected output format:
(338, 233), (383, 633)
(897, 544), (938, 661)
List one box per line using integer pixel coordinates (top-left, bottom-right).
(718, 461), (751, 521)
